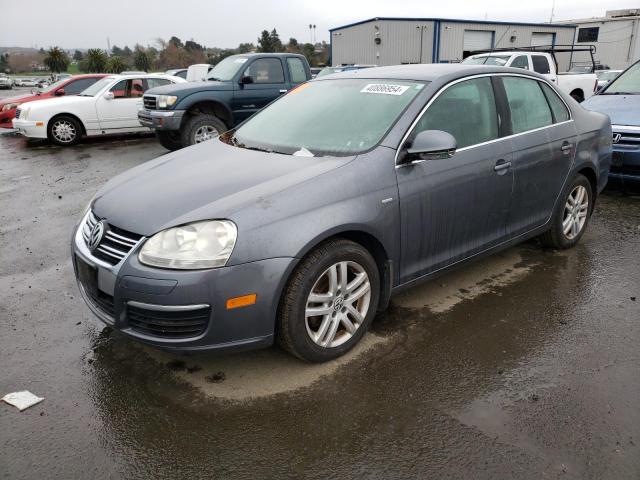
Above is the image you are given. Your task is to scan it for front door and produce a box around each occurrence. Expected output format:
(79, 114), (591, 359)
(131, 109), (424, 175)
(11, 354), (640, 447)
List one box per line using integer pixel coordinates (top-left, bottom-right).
(499, 76), (576, 236)
(396, 76), (514, 283)
(95, 78), (146, 130)
(232, 58), (288, 123)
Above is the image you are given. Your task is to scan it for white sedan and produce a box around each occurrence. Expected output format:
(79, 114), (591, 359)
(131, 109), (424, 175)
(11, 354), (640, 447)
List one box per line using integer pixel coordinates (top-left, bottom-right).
(13, 74), (186, 146)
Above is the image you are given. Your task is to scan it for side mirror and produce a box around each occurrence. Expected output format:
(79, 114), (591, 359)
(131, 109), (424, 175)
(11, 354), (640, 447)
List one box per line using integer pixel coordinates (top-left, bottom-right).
(103, 91), (114, 101)
(400, 130), (457, 164)
(239, 75), (254, 85)
(55, 88), (65, 96)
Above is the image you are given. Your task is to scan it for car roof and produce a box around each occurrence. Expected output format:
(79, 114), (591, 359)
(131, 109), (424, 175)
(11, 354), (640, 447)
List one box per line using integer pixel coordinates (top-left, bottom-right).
(314, 64), (546, 82)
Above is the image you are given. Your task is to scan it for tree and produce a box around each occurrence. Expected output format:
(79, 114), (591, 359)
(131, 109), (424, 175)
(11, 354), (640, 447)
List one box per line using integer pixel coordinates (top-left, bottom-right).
(123, 46), (133, 57)
(269, 29), (284, 52)
(301, 43), (315, 65)
(168, 36), (183, 48)
(85, 49), (108, 72)
(134, 48), (153, 72)
(73, 50), (84, 62)
(106, 56), (127, 74)
(43, 47), (70, 73)
(185, 39), (204, 52)
(257, 29), (283, 53)
(237, 43), (254, 53)
(111, 45), (124, 57)
(0, 53), (9, 73)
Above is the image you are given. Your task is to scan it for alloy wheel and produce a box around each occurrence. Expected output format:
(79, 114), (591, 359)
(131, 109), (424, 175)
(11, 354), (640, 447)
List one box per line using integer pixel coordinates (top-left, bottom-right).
(193, 125), (218, 143)
(52, 120), (76, 143)
(562, 185), (589, 240)
(305, 261), (371, 348)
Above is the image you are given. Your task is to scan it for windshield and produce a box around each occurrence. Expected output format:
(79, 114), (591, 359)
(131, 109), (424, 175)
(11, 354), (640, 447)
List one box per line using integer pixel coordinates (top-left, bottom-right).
(462, 55), (511, 66)
(316, 67), (344, 78)
(37, 79), (66, 94)
(77, 77), (114, 96)
(603, 62), (640, 94)
(225, 79), (426, 156)
(206, 56), (248, 81)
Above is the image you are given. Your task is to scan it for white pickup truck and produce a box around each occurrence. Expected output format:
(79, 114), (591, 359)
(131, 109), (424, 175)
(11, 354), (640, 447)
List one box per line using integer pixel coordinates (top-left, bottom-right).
(462, 51), (598, 102)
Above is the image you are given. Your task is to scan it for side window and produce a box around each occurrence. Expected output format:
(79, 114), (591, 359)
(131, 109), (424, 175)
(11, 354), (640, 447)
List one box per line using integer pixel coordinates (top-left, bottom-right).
(145, 78), (171, 90)
(531, 56), (551, 75)
(243, 58), (285, 84)
(109, 80), (128, 99)
(64, 78), (98, 95)
(540, 82), (570, 123)
(130, 78), (144, 97)
(511, 55), (529, 70)
(502, 77), (553, 134)
(413, 77), (499, 149)
(287, 57), (307, 84)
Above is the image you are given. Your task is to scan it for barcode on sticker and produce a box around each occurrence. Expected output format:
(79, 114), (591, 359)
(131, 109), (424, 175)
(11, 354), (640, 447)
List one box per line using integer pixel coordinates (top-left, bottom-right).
(361, 84), (409, 95)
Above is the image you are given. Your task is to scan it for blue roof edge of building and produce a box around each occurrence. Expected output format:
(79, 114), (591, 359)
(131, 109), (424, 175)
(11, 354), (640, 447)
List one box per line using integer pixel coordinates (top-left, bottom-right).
(329, 17), (577, 32)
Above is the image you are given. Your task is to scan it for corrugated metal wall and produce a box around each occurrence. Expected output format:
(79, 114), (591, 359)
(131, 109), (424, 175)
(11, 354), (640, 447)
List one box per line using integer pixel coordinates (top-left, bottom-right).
(331, 19), (575, 70)
(331, 19), (435, 66)
(572, 19), (640, 69)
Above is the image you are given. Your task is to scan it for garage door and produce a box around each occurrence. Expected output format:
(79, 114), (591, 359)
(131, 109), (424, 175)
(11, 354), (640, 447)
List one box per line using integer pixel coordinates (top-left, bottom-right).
(531, 32), (554, 47)
(463, 30), (494, 52)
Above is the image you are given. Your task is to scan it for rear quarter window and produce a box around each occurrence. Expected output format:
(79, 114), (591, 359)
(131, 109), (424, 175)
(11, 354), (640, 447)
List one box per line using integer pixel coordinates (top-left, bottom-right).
(540, 83), (570, 123)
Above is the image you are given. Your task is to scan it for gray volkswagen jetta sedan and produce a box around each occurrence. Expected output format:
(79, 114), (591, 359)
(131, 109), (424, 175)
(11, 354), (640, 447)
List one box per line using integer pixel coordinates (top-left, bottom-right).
(72, 65), (612, 362)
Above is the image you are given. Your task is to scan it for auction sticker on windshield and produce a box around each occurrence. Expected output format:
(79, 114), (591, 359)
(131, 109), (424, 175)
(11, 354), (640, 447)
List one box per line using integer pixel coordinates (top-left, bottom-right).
(361, 84), (410, 95)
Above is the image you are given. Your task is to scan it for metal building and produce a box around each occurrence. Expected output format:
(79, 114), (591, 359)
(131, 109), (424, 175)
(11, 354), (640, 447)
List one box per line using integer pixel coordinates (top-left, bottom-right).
(329, 17), (576, 70)
(557, 9), (640, 69)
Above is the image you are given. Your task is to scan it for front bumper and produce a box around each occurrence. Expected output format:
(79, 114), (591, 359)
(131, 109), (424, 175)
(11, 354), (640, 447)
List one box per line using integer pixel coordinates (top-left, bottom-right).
(71, 211), (297, 352)
(610, 125), (640, 190)
(12, 118), (47, 138)
(0, 108), (16, 128)
(137, 109), (184, 131)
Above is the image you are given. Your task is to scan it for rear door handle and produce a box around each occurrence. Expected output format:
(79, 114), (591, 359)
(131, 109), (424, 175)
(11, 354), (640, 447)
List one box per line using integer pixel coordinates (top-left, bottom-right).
(494, 159), (512, 174)
(561, 142), (573, 155)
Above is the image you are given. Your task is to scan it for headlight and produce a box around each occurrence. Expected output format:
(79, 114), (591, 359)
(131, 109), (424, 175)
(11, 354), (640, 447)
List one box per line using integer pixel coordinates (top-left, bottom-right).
(2, 103), (18, 112)
(139, 220), (237, 269)
(20, 106), (30, 120)
(157, 95), (178, 109)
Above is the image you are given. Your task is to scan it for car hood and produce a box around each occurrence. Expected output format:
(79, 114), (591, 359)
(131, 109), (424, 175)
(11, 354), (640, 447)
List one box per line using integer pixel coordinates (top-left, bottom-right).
(0, 93), (39, 106)
(93, 139), (352, 236)
(22, 94), (91, 111)
(582, 93), (640, 126)
(146, 80), (233, 96)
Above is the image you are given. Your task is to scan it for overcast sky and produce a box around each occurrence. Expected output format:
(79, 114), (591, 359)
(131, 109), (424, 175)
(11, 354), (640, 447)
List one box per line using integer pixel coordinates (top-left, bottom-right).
(1, 0), (632, 50)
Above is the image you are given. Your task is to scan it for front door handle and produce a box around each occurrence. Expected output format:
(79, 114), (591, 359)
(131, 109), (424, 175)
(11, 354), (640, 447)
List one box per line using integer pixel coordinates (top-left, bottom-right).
(561, 142), (573, 155)
(279, 89), (287, 94)
(494, 159), (512, 174)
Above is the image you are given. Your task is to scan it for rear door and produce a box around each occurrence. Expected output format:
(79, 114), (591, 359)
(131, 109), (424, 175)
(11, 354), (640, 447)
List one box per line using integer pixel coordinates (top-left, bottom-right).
(232, 58), (287, 122)
(286, 57), (309, 90)
(499, 75), (576, 236)
(395, 76), (514, 283)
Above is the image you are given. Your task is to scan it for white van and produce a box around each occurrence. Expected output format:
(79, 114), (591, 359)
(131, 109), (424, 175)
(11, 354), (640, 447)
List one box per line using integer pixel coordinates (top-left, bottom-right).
(186, 64), (213, 82)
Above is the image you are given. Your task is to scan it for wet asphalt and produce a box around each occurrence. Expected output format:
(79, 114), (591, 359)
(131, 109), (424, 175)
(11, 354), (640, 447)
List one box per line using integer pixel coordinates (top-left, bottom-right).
(1, 87), (639, 479)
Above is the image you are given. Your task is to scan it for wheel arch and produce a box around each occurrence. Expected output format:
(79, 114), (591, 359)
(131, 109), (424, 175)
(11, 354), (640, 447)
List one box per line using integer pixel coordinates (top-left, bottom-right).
(577, 165), (598, 205)
(47, 112), (87, 136)
(182, 100), (232, 129)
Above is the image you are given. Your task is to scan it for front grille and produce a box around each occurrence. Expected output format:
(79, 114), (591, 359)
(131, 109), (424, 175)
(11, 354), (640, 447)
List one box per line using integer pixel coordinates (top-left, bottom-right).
(127, 305), (211, 339)
(143, 95), (157, 110)
(613, 130), (640, 148)
(82, 211), (143, 266)
(85, 287), (116, 317)
(15, 108), (21, 119)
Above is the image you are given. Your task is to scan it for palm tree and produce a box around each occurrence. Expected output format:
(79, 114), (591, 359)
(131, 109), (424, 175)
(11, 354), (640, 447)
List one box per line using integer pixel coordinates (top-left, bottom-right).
(133, 49), (153, 72)
(106, 56), (127, 74)
(43, 47), (70, 73)
(85, 49), (107, 73)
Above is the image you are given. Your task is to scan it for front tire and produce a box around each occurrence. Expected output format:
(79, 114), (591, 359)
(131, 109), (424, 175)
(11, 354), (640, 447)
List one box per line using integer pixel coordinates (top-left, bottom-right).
(180, 114), (226, 147)
(277, 239), (380, 362)
(47, 115), (82, 146)
(156, 131), (182, 150)
(540, 174), (593, 249)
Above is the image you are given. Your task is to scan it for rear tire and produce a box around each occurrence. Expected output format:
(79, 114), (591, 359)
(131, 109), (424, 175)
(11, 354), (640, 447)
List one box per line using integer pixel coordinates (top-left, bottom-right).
(539, 174), (593, 249)
(47, 115), (82, 146)
(156, 131), (182, 151)
(180, 114), (226, 147)
(277, 239), (380, 363)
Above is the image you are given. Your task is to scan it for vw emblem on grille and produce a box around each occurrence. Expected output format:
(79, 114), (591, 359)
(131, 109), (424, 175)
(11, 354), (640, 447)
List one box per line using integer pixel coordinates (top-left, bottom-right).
(88, 221), (105, 251)
(612, 133), (622, 144)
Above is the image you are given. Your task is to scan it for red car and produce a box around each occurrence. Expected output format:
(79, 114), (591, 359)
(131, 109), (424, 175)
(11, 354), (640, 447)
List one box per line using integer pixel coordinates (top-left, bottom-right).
(0, 74), (108, 128)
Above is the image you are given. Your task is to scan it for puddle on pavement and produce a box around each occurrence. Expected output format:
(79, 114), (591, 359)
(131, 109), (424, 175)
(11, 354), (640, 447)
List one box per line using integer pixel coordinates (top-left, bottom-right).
(132, 246), (538, 402)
